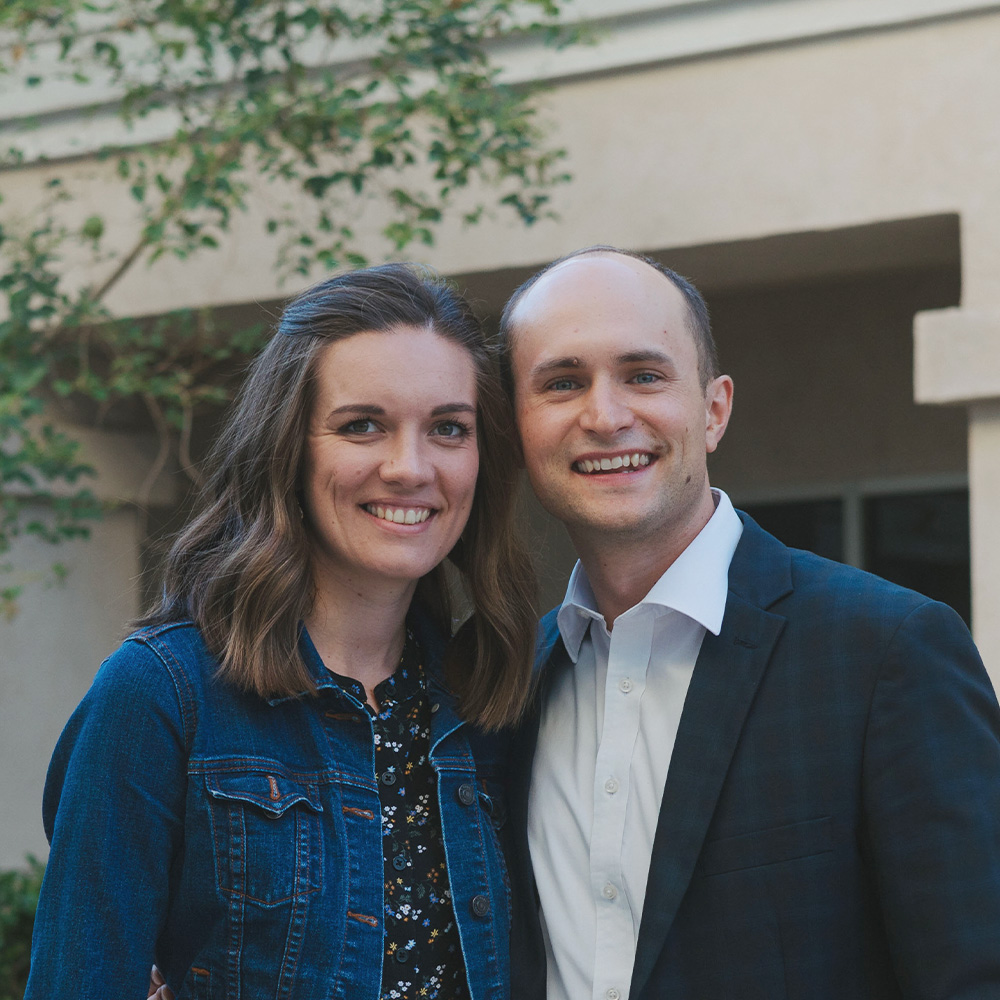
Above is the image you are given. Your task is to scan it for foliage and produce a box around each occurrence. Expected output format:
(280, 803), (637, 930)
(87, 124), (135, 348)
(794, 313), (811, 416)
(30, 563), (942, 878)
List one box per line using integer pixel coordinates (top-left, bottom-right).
(0, 855), (44, 1000)
(0, 0), (578, 597)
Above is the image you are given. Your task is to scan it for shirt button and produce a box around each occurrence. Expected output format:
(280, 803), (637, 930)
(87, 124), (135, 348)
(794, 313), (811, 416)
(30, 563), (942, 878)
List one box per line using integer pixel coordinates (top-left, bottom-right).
(431, 702), (440, 713)
(380, 771), (397, 786)
(602, 882), (618, 900)
(457, 782), (476, 806)
(607, 989), (621, 1000)
(395, 949), (410, 964)
(604, 777), (619, 795)
(392, 854), (407, 871)
(471, 894), (491, 917)
(618, 678), (633, 693)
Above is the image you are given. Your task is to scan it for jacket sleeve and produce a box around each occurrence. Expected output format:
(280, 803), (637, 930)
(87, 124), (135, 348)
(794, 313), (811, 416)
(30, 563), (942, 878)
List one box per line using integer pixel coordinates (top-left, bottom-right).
(25, 639), (189, 999)
(862, 599), (1000, 998)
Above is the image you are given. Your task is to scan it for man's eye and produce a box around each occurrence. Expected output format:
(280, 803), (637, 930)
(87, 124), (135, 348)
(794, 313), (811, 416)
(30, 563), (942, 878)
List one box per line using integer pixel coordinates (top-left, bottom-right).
(549, 378), (578, 392)
(633, 372), (659, 385)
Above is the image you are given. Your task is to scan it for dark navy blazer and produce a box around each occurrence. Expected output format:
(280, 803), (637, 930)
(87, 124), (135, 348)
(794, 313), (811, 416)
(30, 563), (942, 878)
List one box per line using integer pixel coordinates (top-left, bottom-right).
(508, 513), (1000, 999)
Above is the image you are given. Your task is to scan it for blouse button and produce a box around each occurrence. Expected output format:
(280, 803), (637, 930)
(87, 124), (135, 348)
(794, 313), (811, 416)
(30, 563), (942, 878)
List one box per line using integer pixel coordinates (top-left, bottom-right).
(381, 771), (397, 786)
(457, 782), (476, 806)
(471, 894), (491, 918)
(395, 949), (410, 964)
(392, 854), (407, 871)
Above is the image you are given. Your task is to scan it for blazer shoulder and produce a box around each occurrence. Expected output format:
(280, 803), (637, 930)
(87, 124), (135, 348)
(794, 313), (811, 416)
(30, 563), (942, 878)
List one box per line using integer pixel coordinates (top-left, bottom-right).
(733, 510), (940, 623)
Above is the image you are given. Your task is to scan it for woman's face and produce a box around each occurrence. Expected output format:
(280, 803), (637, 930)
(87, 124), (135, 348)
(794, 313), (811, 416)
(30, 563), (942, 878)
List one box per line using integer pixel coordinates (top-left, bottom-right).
(302, 325), (480, 593)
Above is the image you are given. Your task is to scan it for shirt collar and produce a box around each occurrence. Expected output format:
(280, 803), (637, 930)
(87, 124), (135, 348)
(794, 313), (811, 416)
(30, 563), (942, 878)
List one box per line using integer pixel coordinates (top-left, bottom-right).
(556, 488), (744, 662)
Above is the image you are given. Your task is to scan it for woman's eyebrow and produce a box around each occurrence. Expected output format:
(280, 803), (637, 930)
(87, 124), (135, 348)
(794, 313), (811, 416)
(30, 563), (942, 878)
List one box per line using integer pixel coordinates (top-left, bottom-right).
(431, 403), (476, 416)
(328, 403), (385, 415)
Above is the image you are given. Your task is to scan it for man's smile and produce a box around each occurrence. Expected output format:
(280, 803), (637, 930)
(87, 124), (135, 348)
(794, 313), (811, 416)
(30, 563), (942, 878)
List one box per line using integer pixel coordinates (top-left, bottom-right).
(572, 452), (654, 474)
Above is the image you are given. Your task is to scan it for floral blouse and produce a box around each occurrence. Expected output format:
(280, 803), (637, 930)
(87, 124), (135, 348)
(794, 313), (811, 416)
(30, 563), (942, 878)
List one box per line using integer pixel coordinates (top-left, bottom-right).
(331, 633), (471, 1000)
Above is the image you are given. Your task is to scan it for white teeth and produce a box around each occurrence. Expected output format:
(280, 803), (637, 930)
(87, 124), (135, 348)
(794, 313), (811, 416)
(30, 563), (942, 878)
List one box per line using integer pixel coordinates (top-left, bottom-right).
(575, 453), (653, 474)
(364, 504), (431, 523)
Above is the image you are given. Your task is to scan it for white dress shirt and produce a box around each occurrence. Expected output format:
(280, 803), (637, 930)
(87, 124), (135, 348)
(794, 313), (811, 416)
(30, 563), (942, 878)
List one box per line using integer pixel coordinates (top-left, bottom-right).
(527, 490), (743, 1000)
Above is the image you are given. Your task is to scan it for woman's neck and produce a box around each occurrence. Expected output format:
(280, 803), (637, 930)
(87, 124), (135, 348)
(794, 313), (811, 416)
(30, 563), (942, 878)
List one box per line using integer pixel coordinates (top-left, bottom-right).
(304, 573), (417, 710)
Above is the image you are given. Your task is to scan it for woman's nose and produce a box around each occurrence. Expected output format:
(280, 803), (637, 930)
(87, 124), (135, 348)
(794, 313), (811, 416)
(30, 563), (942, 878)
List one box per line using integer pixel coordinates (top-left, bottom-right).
(380, 432), (431, 485)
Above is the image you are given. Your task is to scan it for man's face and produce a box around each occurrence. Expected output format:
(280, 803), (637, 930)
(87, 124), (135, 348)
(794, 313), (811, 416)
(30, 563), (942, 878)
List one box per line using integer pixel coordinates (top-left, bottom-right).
(509, 253), (732, 554)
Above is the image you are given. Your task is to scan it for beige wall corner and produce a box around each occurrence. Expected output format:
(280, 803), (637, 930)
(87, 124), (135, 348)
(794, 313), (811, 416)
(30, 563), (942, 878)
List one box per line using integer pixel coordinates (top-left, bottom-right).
(914, 307), (1000, 684)
(915, 308), (1000, 405)
(968, 401), (1000, 687)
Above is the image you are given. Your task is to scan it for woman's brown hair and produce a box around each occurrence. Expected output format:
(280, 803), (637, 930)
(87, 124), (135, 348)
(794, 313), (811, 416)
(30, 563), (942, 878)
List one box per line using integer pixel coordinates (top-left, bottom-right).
(136, 263), (537, 729)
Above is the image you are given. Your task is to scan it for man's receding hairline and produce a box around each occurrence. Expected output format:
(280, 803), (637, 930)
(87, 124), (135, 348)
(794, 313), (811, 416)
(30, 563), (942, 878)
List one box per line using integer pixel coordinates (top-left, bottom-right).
(506, 248), (699, 346)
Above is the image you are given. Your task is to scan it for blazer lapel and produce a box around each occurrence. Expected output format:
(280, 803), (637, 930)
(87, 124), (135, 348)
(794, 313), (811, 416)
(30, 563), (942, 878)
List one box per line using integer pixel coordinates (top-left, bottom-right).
(630, 517), (791, 998)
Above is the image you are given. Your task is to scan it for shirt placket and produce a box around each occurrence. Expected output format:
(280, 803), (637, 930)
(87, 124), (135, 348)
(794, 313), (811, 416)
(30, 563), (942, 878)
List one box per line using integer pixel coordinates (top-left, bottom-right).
(589, 608), (654, 1000)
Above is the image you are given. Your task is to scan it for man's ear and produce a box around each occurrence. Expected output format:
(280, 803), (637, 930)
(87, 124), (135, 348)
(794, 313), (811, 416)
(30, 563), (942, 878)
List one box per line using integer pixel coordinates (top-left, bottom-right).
(705, 375), (734, 454)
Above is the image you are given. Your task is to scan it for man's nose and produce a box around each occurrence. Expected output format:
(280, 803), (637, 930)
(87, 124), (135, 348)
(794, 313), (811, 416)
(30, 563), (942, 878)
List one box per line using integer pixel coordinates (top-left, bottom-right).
(578, 381), (634, 437)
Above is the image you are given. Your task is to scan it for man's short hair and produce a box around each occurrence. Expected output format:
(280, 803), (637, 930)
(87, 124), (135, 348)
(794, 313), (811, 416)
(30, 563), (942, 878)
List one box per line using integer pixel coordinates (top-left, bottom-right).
(498, 245), (719, 390)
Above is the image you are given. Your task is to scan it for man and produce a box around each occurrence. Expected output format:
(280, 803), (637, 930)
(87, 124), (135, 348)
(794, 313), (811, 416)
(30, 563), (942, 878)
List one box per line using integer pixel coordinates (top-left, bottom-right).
(501, 246), (1000, 999)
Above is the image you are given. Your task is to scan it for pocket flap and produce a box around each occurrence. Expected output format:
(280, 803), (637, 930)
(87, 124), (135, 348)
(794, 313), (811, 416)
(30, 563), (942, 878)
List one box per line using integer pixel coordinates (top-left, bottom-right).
(701, 815), (832, 875)
(206, 770), (323, 817)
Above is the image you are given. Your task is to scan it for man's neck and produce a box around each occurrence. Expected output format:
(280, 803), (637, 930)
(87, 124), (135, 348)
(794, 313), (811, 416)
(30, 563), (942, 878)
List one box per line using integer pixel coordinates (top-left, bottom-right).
(571, 491), (717, 627)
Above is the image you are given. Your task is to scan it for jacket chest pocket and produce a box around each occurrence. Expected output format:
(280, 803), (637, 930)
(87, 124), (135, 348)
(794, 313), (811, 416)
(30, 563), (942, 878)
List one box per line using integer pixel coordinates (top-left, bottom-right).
(206, 768), (324, 906)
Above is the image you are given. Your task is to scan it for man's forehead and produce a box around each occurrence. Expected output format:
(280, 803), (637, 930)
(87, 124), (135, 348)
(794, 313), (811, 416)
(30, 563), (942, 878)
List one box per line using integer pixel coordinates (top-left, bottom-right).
(508, 252), (692, 361)
(516, 252), (661, 312)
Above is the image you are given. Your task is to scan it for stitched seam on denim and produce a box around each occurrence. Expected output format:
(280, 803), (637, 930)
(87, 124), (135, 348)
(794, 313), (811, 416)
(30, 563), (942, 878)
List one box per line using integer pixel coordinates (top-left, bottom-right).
(472, 788), (503, 989)
(226, 808), (245, 1000)
(190, 759), (376, 792)
(276, 808), (311, 997)
(133, 626), (200, 755)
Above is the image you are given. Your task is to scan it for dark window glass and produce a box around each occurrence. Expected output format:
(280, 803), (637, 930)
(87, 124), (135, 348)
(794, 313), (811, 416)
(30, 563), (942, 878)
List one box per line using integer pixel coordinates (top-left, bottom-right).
(740, 499), (844, 562)
(864, 490), (970, 626)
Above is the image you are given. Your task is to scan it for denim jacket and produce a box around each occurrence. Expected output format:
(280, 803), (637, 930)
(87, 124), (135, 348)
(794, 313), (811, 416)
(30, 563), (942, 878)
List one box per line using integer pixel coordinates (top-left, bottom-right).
(26, 609), (511, 1000)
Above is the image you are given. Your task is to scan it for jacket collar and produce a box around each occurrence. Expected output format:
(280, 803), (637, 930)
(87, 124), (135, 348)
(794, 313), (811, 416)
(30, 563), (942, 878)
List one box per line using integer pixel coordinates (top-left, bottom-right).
(629, 513), (791, 997)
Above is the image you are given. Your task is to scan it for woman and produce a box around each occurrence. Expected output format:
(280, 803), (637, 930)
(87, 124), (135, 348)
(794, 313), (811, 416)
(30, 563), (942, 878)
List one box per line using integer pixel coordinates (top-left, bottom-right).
(25, 264), (537, 1000)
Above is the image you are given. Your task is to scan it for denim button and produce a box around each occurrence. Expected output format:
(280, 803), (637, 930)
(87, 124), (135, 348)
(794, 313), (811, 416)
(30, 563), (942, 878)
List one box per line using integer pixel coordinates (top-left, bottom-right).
(457, 782), (476, 806)
(381, 771), (397, 786)
(395, 949), (410, 964)
(471, 894), (490, 918)
(392, 854), (406, 871)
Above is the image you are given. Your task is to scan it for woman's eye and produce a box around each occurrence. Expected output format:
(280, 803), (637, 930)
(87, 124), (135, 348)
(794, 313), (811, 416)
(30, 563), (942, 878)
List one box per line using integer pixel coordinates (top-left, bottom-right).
(341, 418), (377, 434)
(433, 420), (471, 439)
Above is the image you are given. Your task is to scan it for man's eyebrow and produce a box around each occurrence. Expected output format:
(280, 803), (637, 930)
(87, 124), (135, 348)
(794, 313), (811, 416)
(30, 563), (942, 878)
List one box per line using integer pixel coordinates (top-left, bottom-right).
(528, 356), (582, 379)
(615, 349), (676, 366)
(529, 350), (677, 380)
